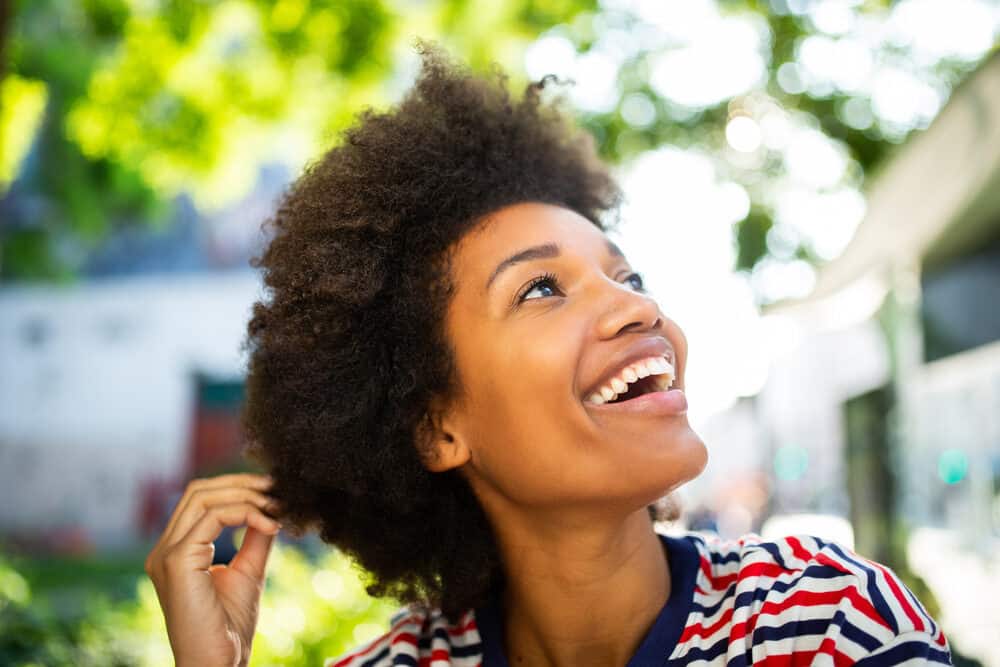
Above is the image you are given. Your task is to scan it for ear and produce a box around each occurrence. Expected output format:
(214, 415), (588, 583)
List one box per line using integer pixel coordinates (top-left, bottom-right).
(417, 395), (471, 473)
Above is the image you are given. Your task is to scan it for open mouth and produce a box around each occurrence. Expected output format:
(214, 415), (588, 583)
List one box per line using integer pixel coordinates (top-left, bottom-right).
(585, 355), (675, 406)
(605, 375), (660, 404)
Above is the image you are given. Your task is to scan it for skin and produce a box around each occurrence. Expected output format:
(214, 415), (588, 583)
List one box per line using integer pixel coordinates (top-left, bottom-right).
(148, 201), (708, 667)
(424, 202), (708, 666)
(145, 473), (281, 667)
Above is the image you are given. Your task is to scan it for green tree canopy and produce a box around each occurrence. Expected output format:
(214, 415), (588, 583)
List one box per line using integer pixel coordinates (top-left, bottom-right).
(1, 0), (995, 299)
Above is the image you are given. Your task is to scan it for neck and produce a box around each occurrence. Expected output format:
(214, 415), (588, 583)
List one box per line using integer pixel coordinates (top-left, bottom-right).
(493, 507), (670, 667)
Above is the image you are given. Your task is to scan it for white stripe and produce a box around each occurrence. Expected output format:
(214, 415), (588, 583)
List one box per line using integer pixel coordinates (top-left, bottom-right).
(819, 544), (912, 642)
(748, 633), (825, 663)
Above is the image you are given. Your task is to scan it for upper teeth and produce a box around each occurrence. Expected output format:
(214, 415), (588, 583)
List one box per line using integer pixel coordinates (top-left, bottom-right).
(587, 356), (675, 405)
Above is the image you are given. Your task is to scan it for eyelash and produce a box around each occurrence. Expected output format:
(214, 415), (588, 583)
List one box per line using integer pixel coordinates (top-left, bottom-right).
(514, 271), (646, 306)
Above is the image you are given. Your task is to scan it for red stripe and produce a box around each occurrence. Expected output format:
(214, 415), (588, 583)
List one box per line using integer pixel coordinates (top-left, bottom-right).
(713, 571), (739, 590)
(785, 535), (817, 564)
(740, 560), (803, 580)
(679, 605), (735, 643)
(699, 554), (715, 584)
(764, 588), (887, 626)
(756, 648), (818, 666)
(711, 560), (795, 592)
(817, 635), (859, 667)
(756, 644), (855, 667)
(727, 586), (892, 644)
(418, 646), (457, 666)
(391, 631), (419, 647)
(447, 617), (477, 636)
(869, 560), (924, 632)
(814, 552), (852, 576)
(417, 647), (459, 666)
(328, 614), (418, 667)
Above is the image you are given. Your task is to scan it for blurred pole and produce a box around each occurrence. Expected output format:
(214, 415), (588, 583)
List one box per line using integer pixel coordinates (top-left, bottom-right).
(844, 385), (895, 565)
(0, 0), (8, 83)
(890, 257), (924, 562)
(867, 257), (924, 569)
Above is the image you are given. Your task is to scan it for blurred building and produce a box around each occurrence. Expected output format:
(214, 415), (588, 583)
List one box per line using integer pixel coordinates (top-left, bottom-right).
(765, 48), (1000, 546)
(762, 50), (1000, 663)
(0, 270), (260, 550)
(0, 167), (286, 552)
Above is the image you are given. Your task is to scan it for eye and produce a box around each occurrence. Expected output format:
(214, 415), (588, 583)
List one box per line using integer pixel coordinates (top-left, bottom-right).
(518, 272), (562, 303)
(623, 272), (645, 292)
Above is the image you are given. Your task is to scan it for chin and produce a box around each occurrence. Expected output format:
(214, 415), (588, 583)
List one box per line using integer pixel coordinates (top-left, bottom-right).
(638, 429), (709, 498)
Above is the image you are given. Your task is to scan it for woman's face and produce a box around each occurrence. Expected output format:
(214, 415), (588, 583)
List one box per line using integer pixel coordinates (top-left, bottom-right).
(432, 202), (708, 520)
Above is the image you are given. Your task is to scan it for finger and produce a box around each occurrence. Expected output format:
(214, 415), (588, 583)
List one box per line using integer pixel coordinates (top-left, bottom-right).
(162, 474), (274, 540)
(163, 488), (279, 549)
(229, 526), (278, 581)
(180, 502), (280, 556)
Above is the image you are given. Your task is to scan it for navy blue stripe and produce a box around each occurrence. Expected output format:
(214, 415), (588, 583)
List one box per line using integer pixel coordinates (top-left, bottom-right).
(752, 541), (789, 570)
(826, 543), (898, 634)
(854, 638), (952, 665)
(751, 618), (835, 643)
(748, 612), (882, 653)
(451, 642), (483, 658)
(691, 562), (847, 619)
(900, 579), (938, 637)
(836, 611), (883, 652)
(709, 549), (742, 565)
(416, 627), (482, 653)
(725, 649), (749, 667)
(691, 582), (738, 618)
(415, 633), (483, 658)
(360, 646), (390, 667)
(667, 635), (730, 665)
(391, 656), (417, 666)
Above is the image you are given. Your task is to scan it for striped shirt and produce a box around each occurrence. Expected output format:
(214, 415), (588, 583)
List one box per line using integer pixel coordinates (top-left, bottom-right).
(326, 531), (952, 666)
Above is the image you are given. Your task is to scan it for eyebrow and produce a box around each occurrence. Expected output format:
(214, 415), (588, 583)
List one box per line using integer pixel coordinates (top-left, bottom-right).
(605, 239), (624, 258)
(485, 243), (560, 290)
(484, 239), (626, 291)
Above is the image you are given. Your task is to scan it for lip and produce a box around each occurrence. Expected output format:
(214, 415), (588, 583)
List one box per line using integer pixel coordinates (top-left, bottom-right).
(586, 387), (688, 416)
(581, 336), (679, 400)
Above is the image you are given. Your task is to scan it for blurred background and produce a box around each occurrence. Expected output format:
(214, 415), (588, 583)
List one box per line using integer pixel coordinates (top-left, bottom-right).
(1, 0), (998, 664)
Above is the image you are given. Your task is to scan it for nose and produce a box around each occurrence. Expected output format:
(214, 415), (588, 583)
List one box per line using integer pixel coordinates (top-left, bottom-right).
(594, 279), (663, 340)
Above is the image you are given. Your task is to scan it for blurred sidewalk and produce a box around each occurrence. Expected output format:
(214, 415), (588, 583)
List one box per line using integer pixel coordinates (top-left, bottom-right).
(908, 527), (1000, 666)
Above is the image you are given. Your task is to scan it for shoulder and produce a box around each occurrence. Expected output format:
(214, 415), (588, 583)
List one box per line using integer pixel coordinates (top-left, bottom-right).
(323, 606), (482, 667)
(676, 532), (951, 664)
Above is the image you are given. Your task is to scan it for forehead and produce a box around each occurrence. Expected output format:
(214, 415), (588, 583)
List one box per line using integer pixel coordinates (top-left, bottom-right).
(455, 202), (609, 270)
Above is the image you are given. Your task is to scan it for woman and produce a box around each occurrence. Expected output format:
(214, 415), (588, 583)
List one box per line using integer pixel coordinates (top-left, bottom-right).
(145, 44), (952, 666)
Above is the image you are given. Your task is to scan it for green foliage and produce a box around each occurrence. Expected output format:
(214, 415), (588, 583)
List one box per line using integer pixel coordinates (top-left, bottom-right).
(735, 207), (773, 272)
(0, 0), (995, 289)
(0, 535), (402, 666)
(0, 0), (595, 282)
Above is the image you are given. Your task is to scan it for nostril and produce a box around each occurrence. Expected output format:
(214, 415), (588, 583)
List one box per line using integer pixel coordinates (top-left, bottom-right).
(617, 321), (647, 336)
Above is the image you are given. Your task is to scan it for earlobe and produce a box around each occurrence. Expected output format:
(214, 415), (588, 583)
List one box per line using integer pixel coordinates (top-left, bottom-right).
(418, 403), (471, 473)
(424, 430), (470, 473)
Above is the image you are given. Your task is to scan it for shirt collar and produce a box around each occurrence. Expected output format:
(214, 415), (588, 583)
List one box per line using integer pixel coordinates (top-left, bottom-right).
(474, 531), (700, 667)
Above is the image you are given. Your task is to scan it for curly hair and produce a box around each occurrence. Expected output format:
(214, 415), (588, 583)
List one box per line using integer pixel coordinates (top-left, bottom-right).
(241, 42), (623, 617)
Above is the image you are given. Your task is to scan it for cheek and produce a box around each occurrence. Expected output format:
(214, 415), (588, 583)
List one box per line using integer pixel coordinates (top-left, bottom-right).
(468, 323), (580, 437)
(459, 321), (586, 492)
(662, 317), (688, 377)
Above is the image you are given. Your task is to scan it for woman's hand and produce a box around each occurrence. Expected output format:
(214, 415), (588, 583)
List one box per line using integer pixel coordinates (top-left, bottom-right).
(145, 473), (282, 667)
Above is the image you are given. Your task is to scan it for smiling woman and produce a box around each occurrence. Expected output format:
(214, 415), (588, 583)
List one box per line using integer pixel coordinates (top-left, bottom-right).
(144, 43), (953, 667)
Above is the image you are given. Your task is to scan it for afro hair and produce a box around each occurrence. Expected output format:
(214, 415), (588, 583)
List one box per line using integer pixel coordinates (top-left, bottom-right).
(241, 42), (623, 617)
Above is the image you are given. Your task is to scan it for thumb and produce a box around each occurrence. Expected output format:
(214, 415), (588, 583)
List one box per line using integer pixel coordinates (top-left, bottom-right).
(229, 526), (278, 582)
